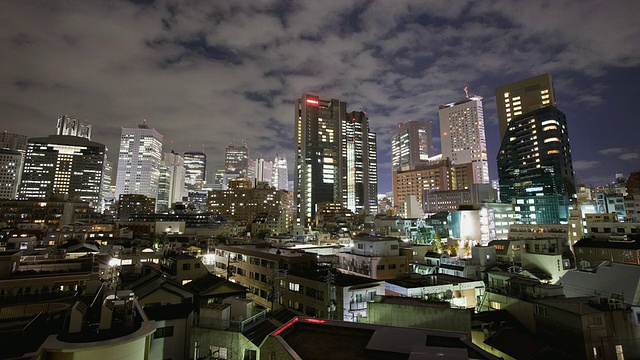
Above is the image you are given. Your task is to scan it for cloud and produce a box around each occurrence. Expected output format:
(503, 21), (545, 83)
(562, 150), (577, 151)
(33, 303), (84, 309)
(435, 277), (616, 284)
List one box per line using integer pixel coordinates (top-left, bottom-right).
(599, 148), (625, 155)
(619, 153), (640, 161)
(573, 160), (600, 171)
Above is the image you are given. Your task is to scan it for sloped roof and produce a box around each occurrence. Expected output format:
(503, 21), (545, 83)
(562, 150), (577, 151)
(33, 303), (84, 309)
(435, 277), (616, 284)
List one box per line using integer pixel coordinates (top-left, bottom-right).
(67, 243), (100, 253)
(559, 262), (640, 306)
(125, 271), (194, 300)
(484, 328), (549, 360)
(184, 273), (247, 296)
(143, 303), (194, 321)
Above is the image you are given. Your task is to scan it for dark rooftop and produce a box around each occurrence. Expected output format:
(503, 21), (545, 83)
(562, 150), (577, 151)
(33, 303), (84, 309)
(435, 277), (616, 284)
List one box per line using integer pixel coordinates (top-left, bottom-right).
(573, 236), (640, 249)
(143, 303), (194, 321)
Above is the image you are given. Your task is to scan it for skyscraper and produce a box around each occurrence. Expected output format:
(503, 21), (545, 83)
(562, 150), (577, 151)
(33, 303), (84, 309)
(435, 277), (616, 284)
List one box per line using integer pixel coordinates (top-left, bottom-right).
(225, 144), (249, 177)
(495, 73), (556, 141)
(295, 94), (345, 227)
(342, 111), (377, 215)
(19, 131), (106, 208)
(272, 153), (288, 191)
(294, 94), (378, 226)
(497, 106), (575, 224)
(390, 120), (434, 172)
(252, 157), (274, 186)
(115, 121), (163, 201)
(184, 151), (207, 191)
(157, 151), (185, 211)
(0, 149), (22, 200)
(439, 95), (489, 186)
(0, 131), (27, 152)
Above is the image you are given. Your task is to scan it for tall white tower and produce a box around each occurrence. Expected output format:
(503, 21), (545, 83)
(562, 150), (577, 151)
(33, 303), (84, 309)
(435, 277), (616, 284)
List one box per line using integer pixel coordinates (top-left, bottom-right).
(439, 94), (489, 185)
(272, 154), (288, 190)
(115, 121), (163, 201)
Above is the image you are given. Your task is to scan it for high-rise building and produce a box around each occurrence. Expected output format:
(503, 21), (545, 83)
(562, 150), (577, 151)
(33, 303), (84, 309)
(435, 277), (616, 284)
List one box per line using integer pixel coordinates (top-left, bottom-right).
(0, 131), (27, 151)
(56, 115), (92, 139)
(342, 111), (377, 215)
(19, 134), (105, 209)
(439, 95), (490, 186)
(225, 144), (249, 177)
(496, 73), (556, 141)
(390, 120), (434, 172)
(183, 151), (207, 191)
(272, 153), (288, 191)
(295, 94), (345, 227)
(0, 149), (23, 200)
(115, 121), (163, 201)
(497, 106), (575, 224)
(157, 151), (185, 211)
(252, 157), (274, 186)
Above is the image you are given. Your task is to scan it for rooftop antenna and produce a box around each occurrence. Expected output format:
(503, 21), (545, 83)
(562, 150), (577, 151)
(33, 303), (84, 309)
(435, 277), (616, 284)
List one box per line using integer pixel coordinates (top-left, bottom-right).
(464, 86), (469, 99)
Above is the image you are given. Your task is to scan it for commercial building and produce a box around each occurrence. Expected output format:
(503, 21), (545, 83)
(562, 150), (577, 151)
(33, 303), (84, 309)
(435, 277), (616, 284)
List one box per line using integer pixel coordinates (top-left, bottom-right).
(0, 199), (99, 228)
(497, 106), (576, 224)
(439, 94), (490, 185)
(225, 143), (249, 176)
(18, 133), (106, 209)
(392, 157), (452, 209)
(0, 149), (22, 200)
(390, 120), (434, 172)
(272, 153), (288, 191)
(496, 73), (556, 141)
(115, 121), (163, 201)
(294, 94), (378, 226)
(423, 183), (496, 213)
(183, 151), (207, 191)
(117, 194), (156, 221)
(157, 151), (186, 211)
(0, 130), (27, 151)
(335, 235), (408, 280)
(251, 157), (273, 186)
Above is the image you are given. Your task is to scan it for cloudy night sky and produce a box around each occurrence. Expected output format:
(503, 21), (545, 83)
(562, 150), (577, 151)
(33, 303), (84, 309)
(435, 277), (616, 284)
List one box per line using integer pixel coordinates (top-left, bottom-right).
(1, 0), (639, 193)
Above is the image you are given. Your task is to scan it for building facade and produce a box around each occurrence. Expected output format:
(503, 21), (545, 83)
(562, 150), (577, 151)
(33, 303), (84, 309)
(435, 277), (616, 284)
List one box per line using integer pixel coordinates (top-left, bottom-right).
(342, 111), (377, 215)
(0, 149), (22, 200)
(497, 106), (576, 224)
(115, 121), (163, 201)
(183, 151), (207, 191)
(390, 120), (434, 172)
(157, 151), (186, 211)
(272, 153), (288, 191)
(496, 73), (556, 142)
(225, 144), (249, 177)
(439, 95), (489, 185)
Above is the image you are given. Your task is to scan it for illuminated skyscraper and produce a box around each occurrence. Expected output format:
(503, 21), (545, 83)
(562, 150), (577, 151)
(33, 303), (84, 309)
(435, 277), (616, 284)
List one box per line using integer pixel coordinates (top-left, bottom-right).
(497, 106), (575, 224)
(252, 157), (273, 186)
(496, 73), (556, 142)
(272, 154), (288, 191)
(342, 111), (377, 215)
(225, 144), (249, 177)
(115, 121), (163, 201)
(295, 94), (345, 227)
(184, 151), (207, 191)
(294, 95), (377, 226)
(439, 95), (489, 186)
(157, 151), (185, 211)
(0, 149), (22, 200)
(390, 121), (434, 172)
(19, 134), (105, 209)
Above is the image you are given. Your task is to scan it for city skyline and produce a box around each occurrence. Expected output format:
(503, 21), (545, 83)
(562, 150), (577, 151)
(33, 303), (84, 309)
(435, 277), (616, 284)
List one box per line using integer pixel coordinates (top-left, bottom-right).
(1, 1), (639, 193)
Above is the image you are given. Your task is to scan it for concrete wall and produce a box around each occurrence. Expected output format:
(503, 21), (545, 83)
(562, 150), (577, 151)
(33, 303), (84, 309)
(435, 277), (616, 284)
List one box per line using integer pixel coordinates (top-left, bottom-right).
(191, 327), (261, 360)
(365, 300), (471, 334)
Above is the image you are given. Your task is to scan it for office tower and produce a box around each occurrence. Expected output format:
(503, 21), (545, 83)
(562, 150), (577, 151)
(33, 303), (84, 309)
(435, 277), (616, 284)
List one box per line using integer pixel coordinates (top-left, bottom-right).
(115, 121), (163, 200)
(157, 151), (186, 211)
(184, 151), (207, 191)
(19, 132), (106, 209)
(342, 111), (378, 215)
(0, 131), (27, 151)
(0, 149), (22, 199)
(272, 154), (288, 190)
(439, 95), (489, 186)
(295, 94), (345, 227)
(100, 158), (113, 212)
(496, 73), (556, 141)
(252, 157), (274, 186)
(497, 106), (576, 224)
(225, 144), (249, 177)
(390, 120), (434, 172)
(56, 115), (92, 139)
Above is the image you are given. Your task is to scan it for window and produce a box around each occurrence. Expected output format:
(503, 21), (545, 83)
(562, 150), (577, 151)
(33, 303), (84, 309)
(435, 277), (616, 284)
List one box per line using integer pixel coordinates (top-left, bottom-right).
(376, 265), (385, 270)
(588, 316), (603, 326)
(154, 326), (174, 338)
(195, 263), (201, 269)
(490, 301), (502, 310)
(289, 282), (300, 292)
(357, 244), (364, 249)
(210, 346), (228, 359)
(182, 263), (190, 270)
(390, 244), (398, 250)
(388, 264), (397, 270)
(244, 349), (257, 360)
(534, 305), (548, 317)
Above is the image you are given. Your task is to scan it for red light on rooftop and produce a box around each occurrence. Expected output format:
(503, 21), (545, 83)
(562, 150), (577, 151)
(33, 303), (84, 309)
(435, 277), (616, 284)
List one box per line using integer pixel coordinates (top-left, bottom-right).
(305, 318), (326, 324)
(272, 317), (299, 336)
(306, 99), (319, 105)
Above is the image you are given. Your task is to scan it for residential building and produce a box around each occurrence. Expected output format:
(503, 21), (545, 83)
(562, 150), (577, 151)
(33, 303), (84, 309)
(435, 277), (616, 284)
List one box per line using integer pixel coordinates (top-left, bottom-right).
(497, 106), (576, 224)
(0, 149), (22, 200)
(385, 273), (486, 310)
(439, 94), (490, 185)
(19, 134), (105, 209)
(183, 151), (207, 191)
(115, 121), (163, 201)
(272, 153), (288, 190)
(573, 237), (640, 268)
(159, 250), (209, 285)
(117, 194), (156, 222)
(392, 157), (452, 208)
(0, 199), (99, 228)
(495, 73), (556, 142)
(390, 120), (434, 172)
(335, 235), (409, 280)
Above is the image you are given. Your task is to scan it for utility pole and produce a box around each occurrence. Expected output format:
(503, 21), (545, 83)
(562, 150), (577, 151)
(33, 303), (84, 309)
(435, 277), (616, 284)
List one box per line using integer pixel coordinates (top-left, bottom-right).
(325, 270), (336, 320)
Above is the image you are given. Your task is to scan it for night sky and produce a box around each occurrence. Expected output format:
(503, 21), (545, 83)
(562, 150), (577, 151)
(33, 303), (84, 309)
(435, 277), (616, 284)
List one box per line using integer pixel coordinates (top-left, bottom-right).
(1, 1), (639, 194)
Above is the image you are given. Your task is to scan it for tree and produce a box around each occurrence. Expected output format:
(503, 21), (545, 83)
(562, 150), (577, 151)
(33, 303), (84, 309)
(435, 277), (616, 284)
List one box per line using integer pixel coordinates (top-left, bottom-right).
(432, 233), (444, 253)
(463, 241), (471, 257)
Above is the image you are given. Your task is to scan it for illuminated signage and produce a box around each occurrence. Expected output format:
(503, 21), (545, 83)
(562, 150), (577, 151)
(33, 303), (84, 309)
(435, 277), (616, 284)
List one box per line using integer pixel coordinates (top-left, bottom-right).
(306, 98), (319, 106)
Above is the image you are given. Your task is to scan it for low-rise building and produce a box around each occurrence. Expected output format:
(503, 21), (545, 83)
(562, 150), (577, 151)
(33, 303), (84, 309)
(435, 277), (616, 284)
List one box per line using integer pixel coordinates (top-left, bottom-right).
(385, 273), (485, 310)
(335, 235), (408, 280)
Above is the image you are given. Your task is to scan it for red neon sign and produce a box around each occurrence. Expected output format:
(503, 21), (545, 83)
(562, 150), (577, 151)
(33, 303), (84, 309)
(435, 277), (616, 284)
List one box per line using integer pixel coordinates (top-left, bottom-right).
(304, 318), (326, 324)
(272, 317), (299, 336)
(306, 99), (319, 105)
